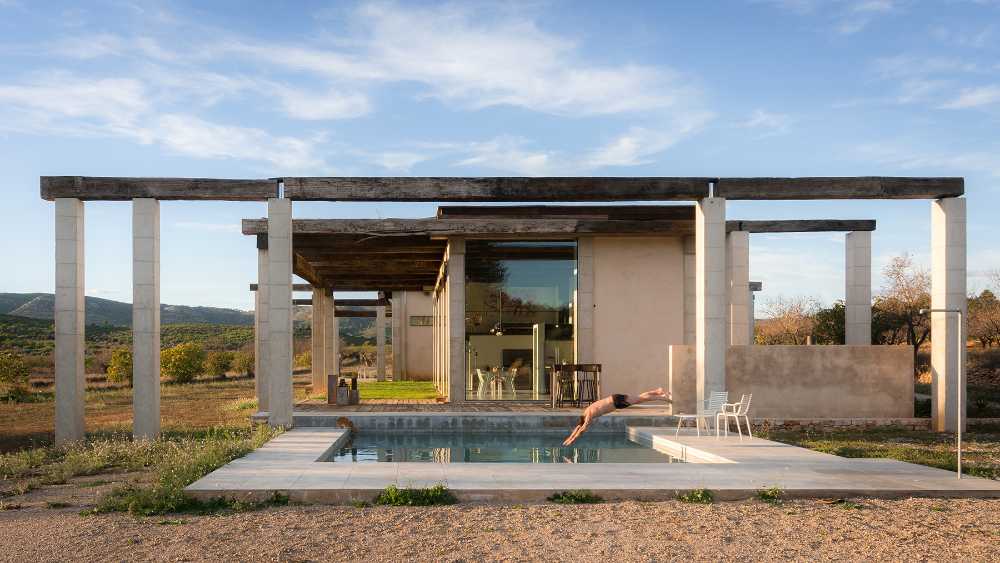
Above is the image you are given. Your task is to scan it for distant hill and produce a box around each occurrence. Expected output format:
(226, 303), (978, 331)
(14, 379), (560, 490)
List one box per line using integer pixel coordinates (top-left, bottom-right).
(1, 293), (253, 326)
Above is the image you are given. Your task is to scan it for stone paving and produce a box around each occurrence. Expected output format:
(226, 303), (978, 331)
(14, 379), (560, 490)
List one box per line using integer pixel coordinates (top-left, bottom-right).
(186, 419), (1000, 504)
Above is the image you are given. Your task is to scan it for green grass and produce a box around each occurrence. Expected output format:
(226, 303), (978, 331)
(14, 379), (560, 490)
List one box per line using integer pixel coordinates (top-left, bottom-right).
(373, 484), (457, 506)
(757, 486), (784, 505)
(547, 490), (603, 504)
(358, 381), (439, 400)
(762, 425), (1000, 480)
(678, 488), (713, 504)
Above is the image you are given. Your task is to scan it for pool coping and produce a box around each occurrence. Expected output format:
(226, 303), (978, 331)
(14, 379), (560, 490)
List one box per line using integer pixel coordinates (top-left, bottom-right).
(185, 427), (1000, 504)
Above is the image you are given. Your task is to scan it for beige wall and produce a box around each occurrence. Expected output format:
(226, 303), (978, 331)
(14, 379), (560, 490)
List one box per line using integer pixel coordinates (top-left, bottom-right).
(592, 237), (685, 398)
(668, 344), (914, 418)
(402, 290), (433, 380)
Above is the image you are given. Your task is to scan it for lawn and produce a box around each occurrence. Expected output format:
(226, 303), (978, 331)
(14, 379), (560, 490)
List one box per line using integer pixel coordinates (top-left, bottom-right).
(356, 381), (438, 400)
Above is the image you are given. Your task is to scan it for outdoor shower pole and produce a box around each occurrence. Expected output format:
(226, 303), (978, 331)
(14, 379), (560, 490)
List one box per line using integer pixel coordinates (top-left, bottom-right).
(920, 307), (963, 479)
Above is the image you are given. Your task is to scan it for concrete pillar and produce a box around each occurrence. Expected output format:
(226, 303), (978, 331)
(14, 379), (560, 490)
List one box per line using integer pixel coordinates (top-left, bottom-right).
(324, 290), (338, 383)
(931, 197), (967, 432)
(844, 231), (872, 345)
(574, 236), (594, 364)
(132, 198), (160, 439)
(310, 288), (326, 392)
(54, 198), (86, 445)
(682, 236), (696, 345)
(695, 198), (726, 408)
(391, 294), (403, 380)
(447, 237), (467, 402)
(376, 304), (386, 381)
(255, 242), (270, 413)
(266, 198), (293, 427)
(726, 230), (750, 346)
(532, 323), (546, 400)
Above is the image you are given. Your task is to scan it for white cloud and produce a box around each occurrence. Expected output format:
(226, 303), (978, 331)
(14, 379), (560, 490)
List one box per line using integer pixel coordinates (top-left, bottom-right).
(738, 109), (792, 136)
(759, 0), (899, 35)
(51, 33), (124, 59)
(941, 85), (1000, 108)
(274, 87), (371, 120)
(372, 151), (430, 172)
(583, 114), (713, 168)
(856, 142), (1000, 177)
(453, 137), (556, 176)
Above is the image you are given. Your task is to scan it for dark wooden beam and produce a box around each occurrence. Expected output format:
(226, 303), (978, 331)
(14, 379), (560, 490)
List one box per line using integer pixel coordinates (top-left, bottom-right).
(244, 218), (694, 237)
(250, 283), (313, 291)
(334, 299), (390, 307)
(715, 177), (963, 200)
(437, 204), (695, 220)
(726, 220), (876, 233)
(334, 309), (390, 318)
(293, 253), (322, 287)
(293, 298), (313, 306)
(282, 177), (711, 202)
(41, 176), (277, 201)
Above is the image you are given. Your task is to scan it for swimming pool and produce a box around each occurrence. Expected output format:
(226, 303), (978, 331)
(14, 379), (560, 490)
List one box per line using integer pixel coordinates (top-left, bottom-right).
(321, 432), (682, 463)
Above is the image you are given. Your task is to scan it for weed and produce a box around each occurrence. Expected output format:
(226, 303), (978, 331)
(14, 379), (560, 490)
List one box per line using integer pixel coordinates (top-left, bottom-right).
(757, 486), (784, 505)
(678, 489), (714, 504)
(351, 499), (371, 508)
(547, 490), (604, 504)
(373, 484), (457, 506)
(827, 498), (865, 510)
(45, 501), (71, 509)
(157, 519), (187, 525)
(0, 501), (24, 511)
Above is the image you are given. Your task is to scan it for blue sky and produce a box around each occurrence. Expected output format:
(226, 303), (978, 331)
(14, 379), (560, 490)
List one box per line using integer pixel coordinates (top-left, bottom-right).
(1, 0), (998, 310)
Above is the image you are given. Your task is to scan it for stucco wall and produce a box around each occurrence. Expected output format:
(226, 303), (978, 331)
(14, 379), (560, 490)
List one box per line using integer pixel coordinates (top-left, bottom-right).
(667, 345), (914, 418)
(592, 237), (684, 398)
(402, 290), (433, 380)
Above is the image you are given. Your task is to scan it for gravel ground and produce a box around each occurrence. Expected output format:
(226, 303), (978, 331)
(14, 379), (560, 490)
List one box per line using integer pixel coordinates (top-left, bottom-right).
(1, 498), (998, 562)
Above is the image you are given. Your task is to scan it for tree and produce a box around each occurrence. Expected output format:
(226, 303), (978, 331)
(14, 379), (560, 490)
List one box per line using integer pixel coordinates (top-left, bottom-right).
(106, 347), (133, 385)
(969, 289), (1000, 347)
(205, 351), (234, 379)
(232, 351), (254, 376)
(754, 296), (819, 345)
(0, 351), (30, 393)
(160, 342), (206, 384)
(812, 301), (845, 344)
(295, 350), (311, 369)
(874, 253), (930, 373)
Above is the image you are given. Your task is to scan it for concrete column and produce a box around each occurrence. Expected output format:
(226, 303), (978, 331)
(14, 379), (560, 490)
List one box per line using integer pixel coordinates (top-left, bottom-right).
(532, 323), (546, 400)
(726, 230), (750, 346)
(132, 198), (160, 439)
(310, 288), (326, 392)
(931, 197), (967, 432)
(324, 290), (338, 383)
(447, 237), (467, 402)
(391, 294), (403, 380)
(695, 198), (726, 408)
(844, 231), (872, 345)
(574, 236), (595, 364)
(255, 243), (270, 413)
(682, 236), (696, 345)
(54, 198), (86, 445)
(376, 304), (386, 381)
(266, 198), (293, 427)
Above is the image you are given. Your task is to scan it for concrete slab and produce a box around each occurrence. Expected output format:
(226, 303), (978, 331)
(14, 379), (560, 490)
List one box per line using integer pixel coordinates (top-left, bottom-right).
(185, 426), (1000, 504)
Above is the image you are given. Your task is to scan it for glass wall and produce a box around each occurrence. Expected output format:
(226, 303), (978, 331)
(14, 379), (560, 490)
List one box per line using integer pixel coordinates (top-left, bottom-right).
(465, 240), (576, 401)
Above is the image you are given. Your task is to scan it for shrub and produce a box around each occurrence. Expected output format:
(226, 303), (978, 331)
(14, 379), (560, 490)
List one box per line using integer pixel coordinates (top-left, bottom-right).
(757, 486), (784, 505)
(373, 484), (457, 506)
(547, 490), (603, 504)
(160, 343), (206, 384)
(205, 351), (234, 379)
(294, 350), (311, 369)
(232, 351), (254, 376)
(105, 348), (133, 385)
(678, 488), (713, 504)
(0, 351), (30, 393)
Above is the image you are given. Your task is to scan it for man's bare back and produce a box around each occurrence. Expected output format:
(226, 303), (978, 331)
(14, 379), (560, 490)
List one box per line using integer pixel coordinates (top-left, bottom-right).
(562, 388), (669, 446)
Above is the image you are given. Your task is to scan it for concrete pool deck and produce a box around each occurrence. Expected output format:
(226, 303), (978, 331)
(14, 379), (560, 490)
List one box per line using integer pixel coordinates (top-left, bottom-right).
(185, 426), (1000, 503)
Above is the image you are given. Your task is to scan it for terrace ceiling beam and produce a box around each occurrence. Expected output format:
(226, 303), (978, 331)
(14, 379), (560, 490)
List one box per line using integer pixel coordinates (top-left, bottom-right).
(242, 218), (695, 237)
(726, 219), (876, 233)
(282, 177), (712, 201)
(714, 177), (963, 200)
(250, 283), (312, 291)
(41, 176), (277, 201)
(335, 299), (390, 307)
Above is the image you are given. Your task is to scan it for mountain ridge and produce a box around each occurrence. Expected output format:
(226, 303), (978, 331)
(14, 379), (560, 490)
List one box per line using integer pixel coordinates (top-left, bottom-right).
(0, 293), (253, 326)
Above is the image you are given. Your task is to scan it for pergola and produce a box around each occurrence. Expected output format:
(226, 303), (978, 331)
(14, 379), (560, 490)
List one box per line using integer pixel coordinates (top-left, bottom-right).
(41, 176), (966, 443)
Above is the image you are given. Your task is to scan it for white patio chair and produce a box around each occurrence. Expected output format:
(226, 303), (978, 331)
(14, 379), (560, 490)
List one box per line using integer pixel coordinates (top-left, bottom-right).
(717, 394), (753, 440)
(503, 367), (517, 399)
(476, 369), (492, 400)
(674, 391), (729, 436)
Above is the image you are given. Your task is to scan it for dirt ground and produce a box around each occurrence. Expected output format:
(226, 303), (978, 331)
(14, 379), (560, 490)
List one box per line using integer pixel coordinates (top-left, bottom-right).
(1, 497), (998, 562)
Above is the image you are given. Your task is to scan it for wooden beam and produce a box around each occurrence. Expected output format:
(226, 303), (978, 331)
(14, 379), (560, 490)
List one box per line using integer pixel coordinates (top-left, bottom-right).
(335, 299), (390, 307)
(250, 283), (312, 291)
(41, 176), (277, 201)
(293, 298), (313, 306)
(437, 204), (695, 220)
(293, 253), (322, 287)
(244, 218), (695, 237)
(334, 309), (394, 318)
(715, 177), (963, 200)
(283, 177), (711, 202)
(726, 220), (876, 233)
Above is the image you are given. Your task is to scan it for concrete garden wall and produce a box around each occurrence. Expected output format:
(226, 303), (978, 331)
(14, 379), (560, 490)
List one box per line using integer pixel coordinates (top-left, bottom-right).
(668, 345), (914, 418)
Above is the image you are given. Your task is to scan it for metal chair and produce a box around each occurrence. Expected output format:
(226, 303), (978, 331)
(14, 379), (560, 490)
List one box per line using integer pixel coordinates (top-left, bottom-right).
(574, 364), (602, 406)
(717, 393), (753, 440)
(553, 364), (576, 408)
(674, 391), (729, 436)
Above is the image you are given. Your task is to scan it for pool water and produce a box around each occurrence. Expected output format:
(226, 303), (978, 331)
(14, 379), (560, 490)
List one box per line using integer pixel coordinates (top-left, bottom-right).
(322, 432), (682, 463)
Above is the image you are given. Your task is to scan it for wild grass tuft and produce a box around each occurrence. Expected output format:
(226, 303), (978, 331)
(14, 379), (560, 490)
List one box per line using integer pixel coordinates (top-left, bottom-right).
(547, 490), (604, 504)
(373, 484), (457, 506)
(757, 486), (784, 505)
(678, 488), (714, 504)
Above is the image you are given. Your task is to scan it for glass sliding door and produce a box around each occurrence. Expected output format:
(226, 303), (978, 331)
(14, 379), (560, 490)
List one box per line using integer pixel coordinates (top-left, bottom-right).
(465, 240), (576, 401)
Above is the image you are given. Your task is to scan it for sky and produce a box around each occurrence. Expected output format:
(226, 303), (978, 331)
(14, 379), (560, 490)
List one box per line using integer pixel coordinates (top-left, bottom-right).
(0, 0), (998, 311)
